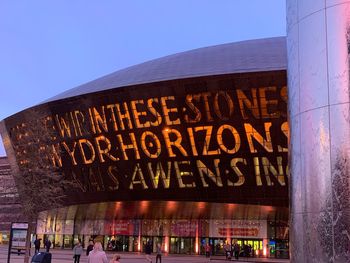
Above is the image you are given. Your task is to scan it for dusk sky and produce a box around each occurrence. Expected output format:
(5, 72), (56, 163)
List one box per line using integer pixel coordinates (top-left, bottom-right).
(0, 1), (286, 156)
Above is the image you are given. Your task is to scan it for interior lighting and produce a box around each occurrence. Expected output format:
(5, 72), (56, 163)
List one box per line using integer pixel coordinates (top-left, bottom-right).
(138, 235), (141, 251)
(164, 236), (169, 253)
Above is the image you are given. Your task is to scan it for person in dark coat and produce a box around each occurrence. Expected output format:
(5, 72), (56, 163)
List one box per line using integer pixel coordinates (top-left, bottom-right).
(34, 238), (41, 254)
(234, 243), (240, 260)
(44, 239), (51, 252)
(86, 240), (94, 256)
(145, 240), (152, 262)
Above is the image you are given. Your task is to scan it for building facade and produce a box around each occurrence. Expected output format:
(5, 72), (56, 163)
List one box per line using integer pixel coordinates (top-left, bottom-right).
(1, 37), (289, 258)
(0, 157), (23, 244)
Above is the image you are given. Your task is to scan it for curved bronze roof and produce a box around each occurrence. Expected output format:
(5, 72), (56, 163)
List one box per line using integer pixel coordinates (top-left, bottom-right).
(46, 37), (286, 103)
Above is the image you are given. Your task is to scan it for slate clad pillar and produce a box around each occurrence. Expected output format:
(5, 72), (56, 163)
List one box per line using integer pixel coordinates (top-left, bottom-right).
(287, 1), (350, 262)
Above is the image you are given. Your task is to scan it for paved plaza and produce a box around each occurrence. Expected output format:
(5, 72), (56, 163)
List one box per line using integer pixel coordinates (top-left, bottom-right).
(1, 246), (289, 263)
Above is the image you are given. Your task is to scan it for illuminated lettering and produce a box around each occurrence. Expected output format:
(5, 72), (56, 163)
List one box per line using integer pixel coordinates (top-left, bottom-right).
(91, 106), (108, 134)
(160, 96), (181, 125)
(147, 98), (162, 126)
(116, 102), (133, 130)
(253, 157), (262, 186)
(187, 127), (198, 156)
(259, 87), (280, 118)
(94, 135), (118, 162)
(117, 133), (140, 160)
(88, 108), (97, 134)
(140, 131), (161, 158)
(147, 162), (171, 189)
(50, 143), (62, 167)
(174, 161), (195, 188)
(194, 126), (220, 155)
(129, 163), (148, 189)
(130, 99), (151, 128)
(262, 156), (286, 186)
(77, 139), (96, 164)
(196, 159), (223, 187)
(107, 165), (119, 190)
(106, 104), (119, 131)
(280, 86), (288, 103)
(184, 94), (201, 123)
(73, 110), (85, 136)
(236, 88), (260, 119)
(213, 91), (234, 120)
(70, 111), (79, 137)
(87, 166), (105, 192)
(71, 171), (87, 192)
(217, 124), (241, 154)
(201, 92), (213, 122)
(244, 122), (273, 153)
(55, 114), (72, 138)
(278, 122), (289, 152)
(162, 128), (188, 157)
(228, 158), (246, 186)
(62, 141), (77, 165)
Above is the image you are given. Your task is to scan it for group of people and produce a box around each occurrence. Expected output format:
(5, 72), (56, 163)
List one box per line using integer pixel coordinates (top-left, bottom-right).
(34, 238), (51, 254)
(223, 242), (241, 260)
(79, 240), (121, 263)
(204, 242), (242, 260)
(144, 240), (162, 263)
(33, 238), (121, 263)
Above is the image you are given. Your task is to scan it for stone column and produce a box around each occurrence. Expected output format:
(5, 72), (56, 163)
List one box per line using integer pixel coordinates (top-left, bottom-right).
(287, 0), (350, 262)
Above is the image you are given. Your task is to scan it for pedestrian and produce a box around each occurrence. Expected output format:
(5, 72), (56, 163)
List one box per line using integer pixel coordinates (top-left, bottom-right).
(234, 242), (240, 260)
(145, 240), (152, 263)
(34, 238), (41, 254)
(205, 243), (211, 258)
(87, 242), (108, 263)
(224, 242), (231, 260)
(45, 239), (51, 252)
(155, 243), (162, 263)
(87, 240), (94, 256)
(73, 240), (83, 263)
(110, 254), (121, 263)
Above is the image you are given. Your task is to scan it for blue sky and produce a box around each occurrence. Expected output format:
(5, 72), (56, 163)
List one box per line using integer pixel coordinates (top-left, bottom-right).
(0, 0), (286, 156)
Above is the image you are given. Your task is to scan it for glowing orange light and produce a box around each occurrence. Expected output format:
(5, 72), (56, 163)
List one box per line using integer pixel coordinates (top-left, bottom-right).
(263, 247), (267, 256)
(138, 235), (141, 251)
(256, 250), (259, 256)
(166, 201), (178, 213)
(164, 236), (169, 253)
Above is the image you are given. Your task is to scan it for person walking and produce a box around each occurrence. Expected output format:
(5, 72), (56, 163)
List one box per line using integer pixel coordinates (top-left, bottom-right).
(44, 239), (51, 252)
(86, 240), (94, 256)
(155, 243), (162, 263)
(34, 238), (41, 254)
(87, 242), (108, 263)
(234, 242), (240, 260)
(73, 240), (83, 263)
(145, 240), (152, 263)
(205, 243), (211, 258)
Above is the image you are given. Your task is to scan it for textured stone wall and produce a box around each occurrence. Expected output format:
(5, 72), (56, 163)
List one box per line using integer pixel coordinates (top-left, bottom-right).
(0, 157), (22, 231)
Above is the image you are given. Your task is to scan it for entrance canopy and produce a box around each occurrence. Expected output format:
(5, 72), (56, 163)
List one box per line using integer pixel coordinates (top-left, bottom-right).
(38, 201), (288, 222)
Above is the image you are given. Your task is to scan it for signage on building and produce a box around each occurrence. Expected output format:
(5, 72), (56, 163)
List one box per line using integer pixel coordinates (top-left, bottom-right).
(5, 72), (288, 206)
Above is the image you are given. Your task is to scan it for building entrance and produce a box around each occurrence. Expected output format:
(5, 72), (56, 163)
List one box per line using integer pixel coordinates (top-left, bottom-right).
(170, 237), (194, 254)
(209, 238), (225, 255)
(234, 238), (262, 257)
(105, 235), (130, 251)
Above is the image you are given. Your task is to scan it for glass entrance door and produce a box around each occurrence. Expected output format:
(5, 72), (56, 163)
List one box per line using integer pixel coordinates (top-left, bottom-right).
(234, 238), (262, 257)
(170, 237), (194, 254)
(210, 238), (225, 255)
